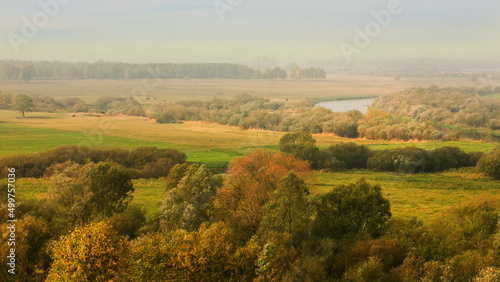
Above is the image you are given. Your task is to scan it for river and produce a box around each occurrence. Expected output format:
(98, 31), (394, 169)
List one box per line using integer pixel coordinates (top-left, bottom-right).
(315, 98), (375, 114)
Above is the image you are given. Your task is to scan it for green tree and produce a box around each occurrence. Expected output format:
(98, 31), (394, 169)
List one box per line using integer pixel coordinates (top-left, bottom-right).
(279, 131), (318, 163)
(3, 64), (20, 81)
(315, 68), (327, 80)
(262, 68), (272, 80)
(13, 94), (34, 118)
(159, 164), (222, 232)
(48, 163), (95, 224)
(312, 179), (391, 239)
(88, 162), (134, 219)
(328, 142), (372, 169)
(48, 162), (134, 224)
(20, 65), (36, 82)
(304, 67), (316, 80)
(259, 172), (312, 244)
(477, 147), (500, 180)
(46, 221), (129, 281)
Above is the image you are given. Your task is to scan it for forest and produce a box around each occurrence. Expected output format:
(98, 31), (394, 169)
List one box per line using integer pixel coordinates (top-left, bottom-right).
(0, 132), (499, 280)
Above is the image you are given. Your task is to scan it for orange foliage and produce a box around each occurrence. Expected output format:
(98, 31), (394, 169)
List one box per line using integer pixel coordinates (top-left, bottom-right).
(215, 150), (312, 241)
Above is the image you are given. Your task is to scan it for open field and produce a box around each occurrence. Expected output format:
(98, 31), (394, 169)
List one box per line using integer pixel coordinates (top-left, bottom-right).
(0, 75), (491, 105)
(315, 168), (500, 223)
(15, 168), (499, 224)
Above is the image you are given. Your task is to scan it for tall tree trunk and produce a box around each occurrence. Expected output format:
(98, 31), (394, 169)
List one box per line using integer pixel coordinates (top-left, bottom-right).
(22, 110), (25, 118)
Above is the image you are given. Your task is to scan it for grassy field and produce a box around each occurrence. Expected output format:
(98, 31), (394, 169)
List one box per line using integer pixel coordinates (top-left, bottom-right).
(1, 110), (497, 166)
(0, 75), (489, 104)
(315, 168), (500, 223)
(15, 168), (499, 224)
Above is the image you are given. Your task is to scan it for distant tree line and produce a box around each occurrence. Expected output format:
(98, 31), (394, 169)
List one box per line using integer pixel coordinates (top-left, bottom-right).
(0, 60), (327, 82)
(0, 92), (145, 116)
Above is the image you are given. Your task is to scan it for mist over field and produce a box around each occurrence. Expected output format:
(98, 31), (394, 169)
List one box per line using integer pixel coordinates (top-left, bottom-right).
(1, 1), (500, 281)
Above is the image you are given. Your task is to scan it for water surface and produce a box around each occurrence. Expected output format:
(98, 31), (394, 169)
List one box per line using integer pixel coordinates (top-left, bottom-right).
(315, 98), (374, 114)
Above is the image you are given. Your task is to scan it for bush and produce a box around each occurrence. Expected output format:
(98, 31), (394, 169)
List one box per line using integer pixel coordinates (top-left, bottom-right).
(328, 142), (372, 169)
(429, 146), (472, 171)
(477, 147), (500, 180)
(368, 147), (430, 173)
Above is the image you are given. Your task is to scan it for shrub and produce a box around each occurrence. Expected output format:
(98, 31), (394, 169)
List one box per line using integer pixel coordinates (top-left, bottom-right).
(477, 147), (500, 180)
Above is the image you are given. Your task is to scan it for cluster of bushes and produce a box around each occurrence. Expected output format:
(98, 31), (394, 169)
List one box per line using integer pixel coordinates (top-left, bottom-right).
(151, 86), (498, 142)
(152, 93), (361, 137)
(372, 86), (500, 131)
(0, 146), (186, 178)
(279, 132), (485, 173)
(367, 146), (483, 173)
(3, 149), (500, 281)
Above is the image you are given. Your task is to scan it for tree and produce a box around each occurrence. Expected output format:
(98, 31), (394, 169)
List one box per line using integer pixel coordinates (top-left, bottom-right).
(215, 150), (311, 241)
(278, 69), (287, 80)
(48, 162), (134, 224)
(312, 179), (391, 239)
(328, 142), (372, 169)
(13, 94), (34, 118)
(20, 65), (36, 82)
(279, 131), (318, 163)
(88, 162), (134, 219)
(290, 66), (304, 81)
(477, 147), (500, 180)
(0, 216), (52, 281)
(315, 68), (327, 80)
(262, 68), (272, 80)
(46, 221), (129, 281)
(304, 67), (316, 80)
(48, 163), (95, 224)
(3, 64), (20, 81)
(159, 164), (222, 232)
(258, 172), (312, 244)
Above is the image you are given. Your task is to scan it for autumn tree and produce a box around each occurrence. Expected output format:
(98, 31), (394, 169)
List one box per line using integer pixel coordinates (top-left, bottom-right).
(0, 216), (52, 281)
(13, 94), (34, 118)
(215, 150), (311, 241)
(159, 164), (222, 232)
(46, 221), (129, 281)
(130, 222), (258, 280)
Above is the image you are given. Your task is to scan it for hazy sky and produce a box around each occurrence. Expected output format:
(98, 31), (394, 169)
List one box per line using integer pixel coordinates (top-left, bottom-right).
(1, 0), (499, 64)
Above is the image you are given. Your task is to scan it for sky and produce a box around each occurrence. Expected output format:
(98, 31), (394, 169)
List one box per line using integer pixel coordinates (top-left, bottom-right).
(0, 0), (499, 64)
